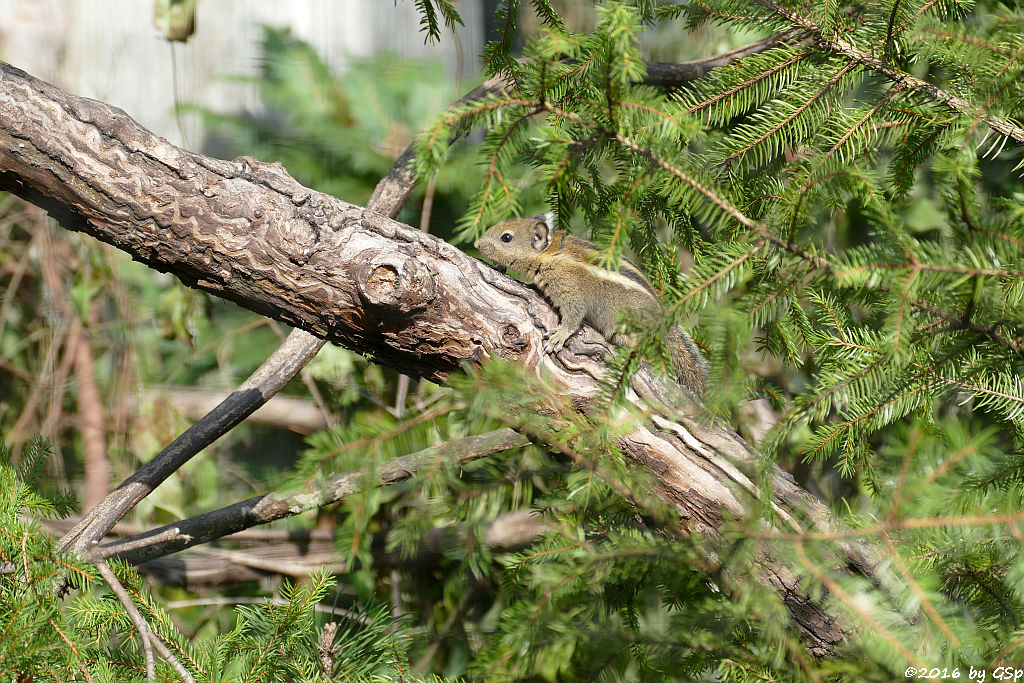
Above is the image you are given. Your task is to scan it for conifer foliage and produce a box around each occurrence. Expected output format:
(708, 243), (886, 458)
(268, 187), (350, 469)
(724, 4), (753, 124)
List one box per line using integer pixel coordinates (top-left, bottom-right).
(0, 441), (424, 681)
(4, 0), (1024, 679)
(408, 0), (1024, 678)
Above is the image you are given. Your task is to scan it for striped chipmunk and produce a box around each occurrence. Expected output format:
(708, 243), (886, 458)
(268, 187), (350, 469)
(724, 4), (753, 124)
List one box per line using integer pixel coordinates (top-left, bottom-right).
(475, 213), (707, 395)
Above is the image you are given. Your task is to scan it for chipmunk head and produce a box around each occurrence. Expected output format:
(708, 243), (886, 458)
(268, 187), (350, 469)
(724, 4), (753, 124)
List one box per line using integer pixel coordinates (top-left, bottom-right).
(475, 213), (556, 273)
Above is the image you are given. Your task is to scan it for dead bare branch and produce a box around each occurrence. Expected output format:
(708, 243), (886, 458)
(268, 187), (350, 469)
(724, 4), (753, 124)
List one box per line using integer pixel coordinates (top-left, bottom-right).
(93, 428), (530, 565)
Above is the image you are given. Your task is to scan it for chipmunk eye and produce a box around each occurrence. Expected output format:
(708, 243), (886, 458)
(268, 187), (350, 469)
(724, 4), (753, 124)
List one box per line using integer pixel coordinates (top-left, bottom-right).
(500, 232), (514, 243)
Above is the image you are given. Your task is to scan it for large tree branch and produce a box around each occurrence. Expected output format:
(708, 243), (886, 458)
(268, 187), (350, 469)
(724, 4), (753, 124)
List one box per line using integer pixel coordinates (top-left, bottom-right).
(50, 70), (515, 556)
(0, 60), (867, 655)
(49, 31), (791, 557)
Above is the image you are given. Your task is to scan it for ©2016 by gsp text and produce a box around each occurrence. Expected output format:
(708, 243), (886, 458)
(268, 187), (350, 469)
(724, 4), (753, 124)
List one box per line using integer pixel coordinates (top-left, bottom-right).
(906, 667), (1024, 681)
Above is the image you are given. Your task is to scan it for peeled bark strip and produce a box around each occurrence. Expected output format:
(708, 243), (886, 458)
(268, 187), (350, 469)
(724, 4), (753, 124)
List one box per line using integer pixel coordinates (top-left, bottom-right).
(0, 60), (864, 654)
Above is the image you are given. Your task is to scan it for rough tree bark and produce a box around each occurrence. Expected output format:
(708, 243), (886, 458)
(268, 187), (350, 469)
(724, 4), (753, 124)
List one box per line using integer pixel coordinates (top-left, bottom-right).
(0, 60), (869, 656)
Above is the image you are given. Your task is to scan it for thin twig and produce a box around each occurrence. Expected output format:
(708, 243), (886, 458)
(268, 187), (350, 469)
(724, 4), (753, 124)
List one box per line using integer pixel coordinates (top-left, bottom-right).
(95, 560), (197, 683)
(97, 527), (189, 557)
(95, 560), (156, 682)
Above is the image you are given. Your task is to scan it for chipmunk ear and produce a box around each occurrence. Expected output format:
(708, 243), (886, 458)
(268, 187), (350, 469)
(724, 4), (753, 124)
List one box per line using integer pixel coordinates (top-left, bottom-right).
(533, 212), (556, 231)
(531, 214), (552, 251)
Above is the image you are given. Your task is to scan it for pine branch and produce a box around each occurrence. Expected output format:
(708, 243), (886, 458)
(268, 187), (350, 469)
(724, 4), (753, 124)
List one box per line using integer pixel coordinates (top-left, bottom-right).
(539, 102), (763, 231)
(919, 27), (1024, 63)
(793, 540), (922, 666)
(685, 48), (810, 120)
(720, 59), (859, 166)
(762, 508), (1024, 541)
(819, 83), (904, 164)
(753, 0), (1024, 145)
